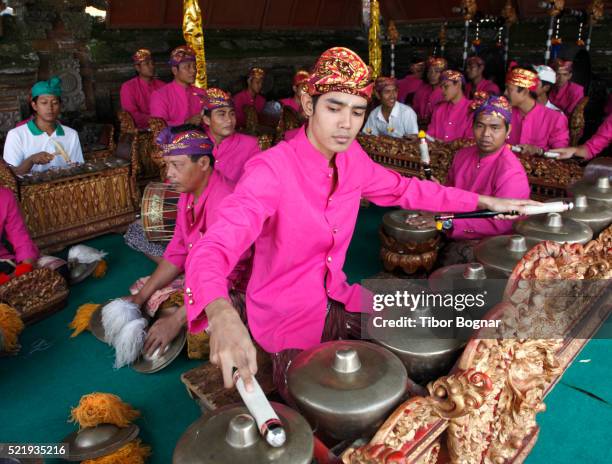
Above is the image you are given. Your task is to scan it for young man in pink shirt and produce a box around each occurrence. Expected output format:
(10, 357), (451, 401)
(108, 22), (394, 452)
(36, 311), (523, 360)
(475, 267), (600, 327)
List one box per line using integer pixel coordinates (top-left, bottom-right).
(184, 47), (540, 393)
(126, 127), (249, 357)
(119, 49), (166, 129)
(149, 46), (204, 127)
(549, 59), (585, 116)
(505, 67), (569, 155)
(412, 57), (447, 122)
(464, 56), (500, 99)
(445, 95), (530, 239)
(552, 112), (612, 160)
(397, 59), (426, 104)
(279, 70), (310, 113)
(233, 67), (267, 129)
(201, 87), (261, 184)
(427, 70), (473, 142)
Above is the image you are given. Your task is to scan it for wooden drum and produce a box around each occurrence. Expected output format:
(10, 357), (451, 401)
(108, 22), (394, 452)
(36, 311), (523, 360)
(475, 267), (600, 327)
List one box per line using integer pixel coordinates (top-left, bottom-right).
(141, 182), (180, 242)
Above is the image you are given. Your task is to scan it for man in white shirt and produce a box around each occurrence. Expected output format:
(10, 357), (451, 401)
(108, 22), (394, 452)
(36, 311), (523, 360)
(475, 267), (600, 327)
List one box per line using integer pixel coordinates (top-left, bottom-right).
(3, 76), (84, 175)
(362, 76), (418, 138)
(534, 65), (562, 112)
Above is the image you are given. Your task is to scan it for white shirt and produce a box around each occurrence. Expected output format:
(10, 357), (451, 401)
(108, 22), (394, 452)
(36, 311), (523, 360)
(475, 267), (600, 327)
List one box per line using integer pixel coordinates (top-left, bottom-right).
(3, 120), (84, 173)
(545, 99), (562, 112)
(362, 102), (419, 138)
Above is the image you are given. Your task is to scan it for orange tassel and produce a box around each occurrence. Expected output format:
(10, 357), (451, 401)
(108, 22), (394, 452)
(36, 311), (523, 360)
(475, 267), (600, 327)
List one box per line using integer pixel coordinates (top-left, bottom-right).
(0, 304), (24, 353)
(81, 439), (151, 464)
(68, 303), (100, 338)
(70, 393), (140, 429)
(93, 259), (108, 279)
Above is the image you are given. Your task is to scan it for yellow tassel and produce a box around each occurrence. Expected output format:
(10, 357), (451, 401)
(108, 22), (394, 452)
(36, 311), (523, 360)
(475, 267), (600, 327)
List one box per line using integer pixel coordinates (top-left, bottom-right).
(82, 439), (151, 464)
(70, 393), (140, 429)
(0, 304), (24, 353)
(93, 259), (108, 279)
(68, 303), (100, 338)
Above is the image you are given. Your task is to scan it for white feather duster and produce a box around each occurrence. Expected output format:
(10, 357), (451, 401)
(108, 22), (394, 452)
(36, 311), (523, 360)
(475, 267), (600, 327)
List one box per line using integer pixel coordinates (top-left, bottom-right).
(113, 318), (147, 368)
(68, 245), (108, 264)
(101, 298), (141, 345)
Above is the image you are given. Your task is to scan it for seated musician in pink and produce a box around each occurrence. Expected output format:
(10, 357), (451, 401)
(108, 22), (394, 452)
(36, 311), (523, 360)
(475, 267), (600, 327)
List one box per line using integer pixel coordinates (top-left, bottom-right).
(183, 47), (540, 395)
(149, 46), (204, 127)
(279, 70), (310, 113)
(233, 67), (266, 129)
(119, 48), (166, 130)
(445, 95), (530, 240)
(201, 87), (261, 184)
(427, 70), (473, 142)
(549, 59), (584, 116)
(552, 112), (612, 160)
(397, 58), (425, 104)
(126, 127), (250, 357)
(505, 67), (569, 155)
(0, 187), (67, 284)
(412, 57), (447, 122)
(464, 56), (500, 99)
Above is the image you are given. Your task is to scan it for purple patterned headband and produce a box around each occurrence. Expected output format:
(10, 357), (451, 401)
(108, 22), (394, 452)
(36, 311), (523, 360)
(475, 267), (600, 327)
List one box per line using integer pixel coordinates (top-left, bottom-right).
(157, 127), (214, 157)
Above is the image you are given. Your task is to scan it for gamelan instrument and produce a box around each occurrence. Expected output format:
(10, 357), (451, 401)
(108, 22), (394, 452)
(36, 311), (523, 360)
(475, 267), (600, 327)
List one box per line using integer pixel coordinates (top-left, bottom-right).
(141, 182), (180, 242)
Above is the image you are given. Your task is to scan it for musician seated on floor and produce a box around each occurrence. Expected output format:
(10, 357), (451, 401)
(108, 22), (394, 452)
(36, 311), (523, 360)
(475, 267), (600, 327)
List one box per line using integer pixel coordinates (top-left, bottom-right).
(0, 186), (68, 284)
(362, 76), (418, 138)
(444, 95), (530, 239)
(505, 66), (569, 156)
(232, 67), (266, 129)
(3, 77), (84, 175)
(427, 70), (473, 142)
(432, 95), (530, 266)
(279, 70), (310, 114)
(124, 126), (250, 356)
(183, 47), (539, 398)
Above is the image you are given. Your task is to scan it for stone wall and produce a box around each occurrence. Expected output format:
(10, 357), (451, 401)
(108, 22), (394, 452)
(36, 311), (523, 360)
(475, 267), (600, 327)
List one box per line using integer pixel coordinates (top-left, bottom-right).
(0, 1), (609, 142)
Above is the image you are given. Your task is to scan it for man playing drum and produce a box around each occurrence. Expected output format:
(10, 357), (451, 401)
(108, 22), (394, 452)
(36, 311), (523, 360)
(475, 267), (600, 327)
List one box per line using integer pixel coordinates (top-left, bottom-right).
(183, 47), (542, 397)
(125, 127), (250, 356)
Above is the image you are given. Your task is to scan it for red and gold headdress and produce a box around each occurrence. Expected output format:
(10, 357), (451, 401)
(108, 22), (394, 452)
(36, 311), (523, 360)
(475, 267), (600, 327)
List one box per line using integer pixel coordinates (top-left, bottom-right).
(466, 56), (485, 67)
(201, 87), (234, 111)
(440, 70), (465, 85)
(471, 94), (512, 124)
(305, 47), (373, 100)
(551, 58), (573, 72)
(248, 67), (265, 80)
(169, 45), (196, 66)
(292, 70), (310, 87)
(132, 48), (152, 64)
(427, 56), (448, 72)
(374, 76), (398, 94)
(505, 67), (539, 91)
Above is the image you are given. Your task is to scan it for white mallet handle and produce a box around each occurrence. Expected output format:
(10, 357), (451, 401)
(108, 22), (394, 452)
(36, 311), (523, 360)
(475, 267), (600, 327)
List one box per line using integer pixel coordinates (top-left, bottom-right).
(234, 370), (286, 448)
(523, 201), (573, 215)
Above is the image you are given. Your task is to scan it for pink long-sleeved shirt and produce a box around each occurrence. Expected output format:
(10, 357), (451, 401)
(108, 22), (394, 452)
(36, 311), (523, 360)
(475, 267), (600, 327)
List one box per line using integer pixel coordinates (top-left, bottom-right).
(149, 80), (204, 127)
(207, 131), (261, 184)
(397, 75), (425, 104)
(163, 170), (249, 292)
(0, 187), (39, 263)
(427, 96), (474, 142)
(185, 127), (479, 353)
(445, 144), (530, 239)
(412, 85), (444, 121)
(233, 89), (266, 128)
(465, 79), (500, 99)
(585, 113), (612, 160)
(120, 77), (166, 129)
(549, 81), (584, 116)
(508, 103), (569, 150)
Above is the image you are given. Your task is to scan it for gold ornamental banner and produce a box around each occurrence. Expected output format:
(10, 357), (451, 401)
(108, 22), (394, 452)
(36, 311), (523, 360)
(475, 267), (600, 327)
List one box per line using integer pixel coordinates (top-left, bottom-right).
(183, 0), (207, 89)
(369, 0), (382, 79)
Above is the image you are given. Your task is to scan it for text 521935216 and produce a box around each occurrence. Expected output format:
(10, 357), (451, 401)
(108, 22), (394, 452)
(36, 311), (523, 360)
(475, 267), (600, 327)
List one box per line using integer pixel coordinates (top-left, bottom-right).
(0, 443), (68, 458)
